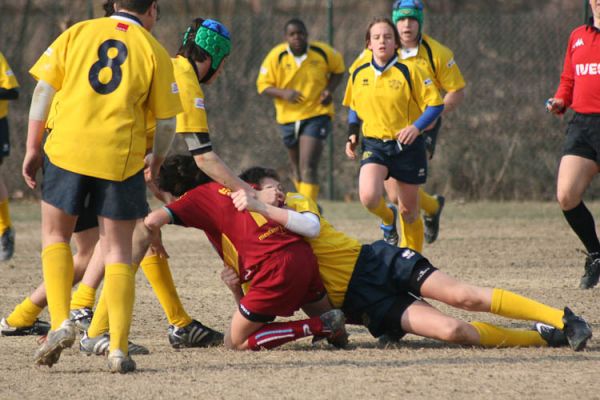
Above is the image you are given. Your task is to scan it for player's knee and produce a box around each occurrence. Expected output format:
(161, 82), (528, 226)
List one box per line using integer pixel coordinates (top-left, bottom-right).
(439, 320), (471, 343)
(359, 192), (381, 209)
(224, 332), (247, 351)
(449, 288), (485, 311)
(556, 188), (580, 211)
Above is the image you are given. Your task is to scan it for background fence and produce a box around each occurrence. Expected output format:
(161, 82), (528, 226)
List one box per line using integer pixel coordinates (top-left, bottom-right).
(0, 0), (591, 200)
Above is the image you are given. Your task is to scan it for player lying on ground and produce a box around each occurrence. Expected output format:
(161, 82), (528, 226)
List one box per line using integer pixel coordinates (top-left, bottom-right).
(144, 155), (348, 351)
(224, 166), (593, 351)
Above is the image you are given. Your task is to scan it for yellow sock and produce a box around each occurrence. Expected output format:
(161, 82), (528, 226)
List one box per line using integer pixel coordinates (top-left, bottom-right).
(70, 283), (97, 310)
(299, 182), (320, 202)
(470, 321), (547, 347)
(368, 198), (394, 226)
(399, 216), (424, 252)
(141, 255), (192, 327)
(6, 297), (42, 327)
(42, 243), (74, 330)
(104, 263), (135, 353)
(491, 288), (564, 329)
(87, 287), (109, 338)
(419, 187), (439, 216)
(0, 199), (11, 233)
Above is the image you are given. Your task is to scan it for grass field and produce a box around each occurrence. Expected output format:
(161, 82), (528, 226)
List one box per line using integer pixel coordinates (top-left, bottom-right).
(1, 200), (599, 399)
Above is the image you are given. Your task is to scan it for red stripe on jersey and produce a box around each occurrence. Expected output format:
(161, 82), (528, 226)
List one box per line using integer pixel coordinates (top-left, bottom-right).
(116, 23), (129, 32)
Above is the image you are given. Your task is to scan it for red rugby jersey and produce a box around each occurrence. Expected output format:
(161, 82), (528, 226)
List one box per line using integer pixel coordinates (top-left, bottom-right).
(554, 23), (600, 114)
(165, 182), (304, 283)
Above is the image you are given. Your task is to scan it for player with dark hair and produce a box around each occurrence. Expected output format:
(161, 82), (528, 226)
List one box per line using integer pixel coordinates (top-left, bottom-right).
(24, 0), (181, 372)
(0, 51), (19, 261)
(226, 167), (593, 351)
(144, 155), (348, 351)
(257, 18), (345, 203)
(547, 0), (600, 289)
(344, 18), (444, 253)
(349, 0), (466, 246)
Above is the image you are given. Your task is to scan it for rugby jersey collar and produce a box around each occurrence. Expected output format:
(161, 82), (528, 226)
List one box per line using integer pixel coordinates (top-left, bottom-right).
(286, 45), (308, 67)
(399, 34), (423, 60)
(371, 55), (398, 77)
(111, 12), (143, 27)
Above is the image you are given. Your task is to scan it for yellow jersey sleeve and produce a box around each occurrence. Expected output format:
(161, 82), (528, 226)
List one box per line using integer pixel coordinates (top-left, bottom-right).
(285, 192), (360, 309)
(324, 44), (345, 75)
(146, 39), (182, 120)
(421, 34), (466, 93)
(29, 30), (70, 91)
(0, 52), (19, 90)
(409, 62), (444, 111)
(172, 56), (209, 134)
(256, 43), (284, 95)
(0, 51), (19, 119)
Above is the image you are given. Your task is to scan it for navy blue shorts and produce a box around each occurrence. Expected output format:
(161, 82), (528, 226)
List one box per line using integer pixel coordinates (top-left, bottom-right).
(0, 118), (10, 161)
(562, 113), (600, 163)
(360, 136), (427, 184)
(278, 115), (332, 148)
(342, 240), (437, 338)
(42, 156), (148, 220)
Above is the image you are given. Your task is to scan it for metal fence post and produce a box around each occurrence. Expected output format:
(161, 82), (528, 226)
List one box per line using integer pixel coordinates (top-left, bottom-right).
(327, 0), (334, 200)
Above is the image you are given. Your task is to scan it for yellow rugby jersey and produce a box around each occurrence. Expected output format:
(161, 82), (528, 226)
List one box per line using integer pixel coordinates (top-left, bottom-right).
(256, 41), (345, 124)
(348, 34), (465, 93)
(285, 192), (360, 308)
(0, 51), (19, 119)
(172, 56), (209, 134)
(29, 16), (182, 181)
(343, 57), (443, 140)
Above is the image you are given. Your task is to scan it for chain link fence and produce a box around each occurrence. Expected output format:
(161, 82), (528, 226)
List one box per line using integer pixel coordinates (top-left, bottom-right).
(0, 0), (589, 200)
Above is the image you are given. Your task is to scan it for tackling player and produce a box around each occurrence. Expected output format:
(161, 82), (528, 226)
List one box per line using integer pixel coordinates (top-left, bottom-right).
(144, 155), (348, 351)
(0, 51), (19, 261)
(227, 167), (593, 351)
(24, 0), (181, 373)
(257, 19), (345, 203)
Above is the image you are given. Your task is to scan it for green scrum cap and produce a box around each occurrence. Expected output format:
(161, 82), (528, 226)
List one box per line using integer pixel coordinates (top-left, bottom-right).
(392, 0), (424, 33)
(183, 19), (231, 71)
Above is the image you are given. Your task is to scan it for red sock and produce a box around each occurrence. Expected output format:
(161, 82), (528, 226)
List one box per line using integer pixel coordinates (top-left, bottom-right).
(247, 317), (324, 350)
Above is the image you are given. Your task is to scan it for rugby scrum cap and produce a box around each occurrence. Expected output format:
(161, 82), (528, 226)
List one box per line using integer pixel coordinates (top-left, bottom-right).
(392, 0), (424, 32)
(183, 19), (231, 71)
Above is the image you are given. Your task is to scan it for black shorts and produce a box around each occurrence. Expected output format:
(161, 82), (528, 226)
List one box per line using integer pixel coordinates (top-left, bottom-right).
(562, 113), (600, 162)
(0, 117), (10, 161)
(360, 136), (427, 184)
(342, 240), (437, 337)
(279, 115), (331, 148)
(73, 195), (99, 233)
(42, 156), (148, 220)
(422, 117), (442, 160)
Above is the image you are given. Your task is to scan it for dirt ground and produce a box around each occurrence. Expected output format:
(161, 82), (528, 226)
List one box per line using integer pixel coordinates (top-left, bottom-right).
(0, 200), (598, 399)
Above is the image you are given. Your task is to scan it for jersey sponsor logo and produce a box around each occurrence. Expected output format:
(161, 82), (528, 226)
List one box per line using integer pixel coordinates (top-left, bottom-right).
(572, 38), (584, 49)
(44, 47), (53, 56)
(260, 66), (268, 75)
(446, 58), (456, 68)
(218, 187), (232, 196)
(171, 82), (179, 94)
(575, 63), (600, 76)
(6, 69), (13, 77)
(194, 97), (205, 109)
(401, 249), (416, 259)
(362, 78), (369, 86)
(388, 79), (402, 90)
(258, 225), (284, 241)
(116, 22), (129, 32)
(423, 78), (433, 86)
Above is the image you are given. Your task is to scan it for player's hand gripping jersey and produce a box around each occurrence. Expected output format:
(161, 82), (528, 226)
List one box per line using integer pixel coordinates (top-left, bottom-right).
(257, 41), (345, 124)
(343, 58), (443, 140)
(29, 15), (182, 181)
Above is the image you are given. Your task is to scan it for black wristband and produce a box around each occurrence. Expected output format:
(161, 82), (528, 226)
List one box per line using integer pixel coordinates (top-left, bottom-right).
(348, 123), (359, 139)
